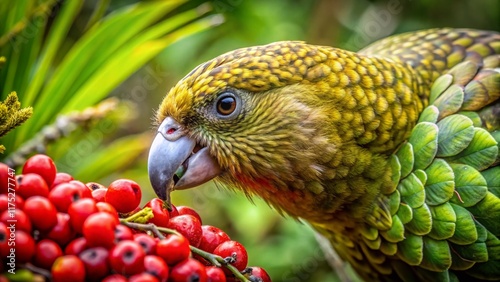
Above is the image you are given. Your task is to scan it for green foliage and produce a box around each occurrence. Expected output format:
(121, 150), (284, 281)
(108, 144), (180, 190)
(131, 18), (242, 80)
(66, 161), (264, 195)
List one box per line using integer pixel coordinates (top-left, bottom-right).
(0, 92), (32, 153)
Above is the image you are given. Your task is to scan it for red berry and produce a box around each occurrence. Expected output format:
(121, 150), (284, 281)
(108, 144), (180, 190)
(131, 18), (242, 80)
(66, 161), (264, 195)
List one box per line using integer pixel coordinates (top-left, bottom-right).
(23, 154), (57, 187)
(64, 237), (88, 256)
(167, 214), (202, 247)
(134, 233), (157, 255)
(213, 241), (248, 272)
(205, 266), (226, 282)
(109, 240), (146, 276)
(1, 209), (32, 233)
(129, 273), (160, 282)
(70, 180), (92, 196)
(49, 183), (91, 213)
(169, 204), (179, 217)
(144, 255), (169, 282)
(92, 188), (107, 202)
(0, 223), (10, 258)
(51, 172), (73, 189)
(96, 201), (119, 218)
(68, 198), (98, 234)
(0, 163), (16, 195)
(79, 247), (110, 281)
(102, 274), (128, 282)
(145, 198), (170, 227)
(200, 225), (230, 253)
(177, 206), (202, 224)
(83, 212), (118, 248)
(115, 224), (134, 242)
(170, 258), (207, 282)
(47, 212), (75, 246)
(13, 230), (36, 263)
(106, 179), (142, 213)
(51, 255), (86, 282)
(0, 194), (24, 212)
(23, 196), (58, 232)
(155, 234), (190, 265)
(33, 239), (63, 269)
(16, 173), (49, 198)
(248, 266), (271, 282)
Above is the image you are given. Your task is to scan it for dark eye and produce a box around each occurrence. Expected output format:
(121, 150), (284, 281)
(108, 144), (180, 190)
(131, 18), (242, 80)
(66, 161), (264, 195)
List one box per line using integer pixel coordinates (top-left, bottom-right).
(216, 95), (237, 116)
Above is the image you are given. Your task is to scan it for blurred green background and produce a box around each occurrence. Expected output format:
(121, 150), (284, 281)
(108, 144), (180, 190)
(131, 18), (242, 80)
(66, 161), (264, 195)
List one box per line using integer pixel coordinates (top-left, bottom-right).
(1, 0), (498, 281)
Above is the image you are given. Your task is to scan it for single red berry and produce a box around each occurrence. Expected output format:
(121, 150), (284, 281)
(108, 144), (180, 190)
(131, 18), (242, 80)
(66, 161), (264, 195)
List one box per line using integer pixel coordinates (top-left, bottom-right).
(134, 233), (157, 255)
(105, 179), (142, 213)
(92, 188), (107, 202)
(70, 180), (93, 197)
(79, 247), (110, 281)
(23, 196), (58, 232)
(16, 173), (49, 198)
(96, 201), (119, 220)
(144, 255), (169, 282)
(248, 266), (272, 282)
(199, 225), (230, 253)
(64, 237), (88, 256)
(101, 274), (128, 282)
(213, 241), (248, 272)
(0, 223), (10, 258)
(109, 240), (146, 276)
(83, 212), (117, 248)
(68, 198), (98, 234)
(13, 230), (35, 263)
(205, 266), (226, 282)
(0, 163), (16, 195)
(51, 172), (73, 189)
(129, 273), (160, 282)
(46, 212), (75, 246)
(23, 154), (57, 187)
(49, 183), (92, 213)
(33, 239), (63, 269)
(177, 206), (202, 224)
(115, 224), (134, 242)
(51, 255), (86, 282)
(170, 258), (207, 282)
(145, 198), (170, 227)
(1, 209), (32, 233)
(155, 234), (190, 265)
(167, 214), (202, 247)
(0, 194), (24, 212)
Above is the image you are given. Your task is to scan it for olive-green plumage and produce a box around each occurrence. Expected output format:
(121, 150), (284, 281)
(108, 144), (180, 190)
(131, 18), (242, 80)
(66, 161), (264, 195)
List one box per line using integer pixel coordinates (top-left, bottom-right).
(156, 28), (500, 281)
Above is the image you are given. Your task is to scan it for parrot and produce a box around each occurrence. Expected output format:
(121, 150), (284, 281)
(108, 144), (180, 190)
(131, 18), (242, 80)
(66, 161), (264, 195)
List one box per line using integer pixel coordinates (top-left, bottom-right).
(147, 28), (500, 281)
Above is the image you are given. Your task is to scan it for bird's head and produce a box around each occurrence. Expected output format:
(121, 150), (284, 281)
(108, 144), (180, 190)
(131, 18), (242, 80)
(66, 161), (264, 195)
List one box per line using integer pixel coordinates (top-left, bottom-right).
(148, 41), (343, 209)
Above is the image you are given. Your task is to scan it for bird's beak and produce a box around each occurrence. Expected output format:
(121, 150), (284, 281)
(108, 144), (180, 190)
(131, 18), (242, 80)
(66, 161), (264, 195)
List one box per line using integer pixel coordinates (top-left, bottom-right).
(148, 117), (221, 203)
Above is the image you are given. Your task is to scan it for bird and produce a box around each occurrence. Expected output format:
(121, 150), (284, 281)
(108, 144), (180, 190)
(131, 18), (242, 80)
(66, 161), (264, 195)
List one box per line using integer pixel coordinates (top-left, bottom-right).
(147, 28), (500, 281)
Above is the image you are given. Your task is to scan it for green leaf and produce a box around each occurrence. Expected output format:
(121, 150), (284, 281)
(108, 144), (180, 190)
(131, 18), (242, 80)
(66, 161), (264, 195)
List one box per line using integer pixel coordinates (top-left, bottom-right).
(420, 236), (452, 271)
(429, 74), (453, 104)
(449, 127), (498, 171)
(397, 232), (423, 265)
(405, 204), (432, 236)
(467, 192), (500, 236)
(436, 114), (474, 157)
(388, 190), (401, 216)
(398, 172), (426, 208)
(396, 142), (414, 179)
(424, 158), (455, 205)
(449, 164), (488, 207)
(409, 122), (438, 170)
(428, 203), (456, 240)
(451, 242), (488, 262)
(389, 155), (401, 193)
(449, 203), (478, 245)
(418, 105), (439, 123)
(433, 85), (464, 118)
(450, 248), (475, 270)
(380, 241), (398, 256)
(397, 202), (413, 224)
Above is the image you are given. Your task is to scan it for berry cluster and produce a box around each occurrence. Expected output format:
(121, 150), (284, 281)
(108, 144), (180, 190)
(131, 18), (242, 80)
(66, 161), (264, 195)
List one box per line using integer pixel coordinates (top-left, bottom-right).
(0, 155), (271, 282)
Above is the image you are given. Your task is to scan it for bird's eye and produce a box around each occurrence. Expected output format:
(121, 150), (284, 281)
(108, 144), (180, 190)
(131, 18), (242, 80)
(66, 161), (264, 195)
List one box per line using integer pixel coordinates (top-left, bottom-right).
(216, 95), (237, 116)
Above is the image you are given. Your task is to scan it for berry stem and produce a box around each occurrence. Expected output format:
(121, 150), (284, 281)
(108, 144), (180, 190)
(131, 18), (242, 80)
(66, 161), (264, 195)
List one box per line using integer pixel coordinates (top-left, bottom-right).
(120, 220), (250, 282)
(22, 263), (52, 279)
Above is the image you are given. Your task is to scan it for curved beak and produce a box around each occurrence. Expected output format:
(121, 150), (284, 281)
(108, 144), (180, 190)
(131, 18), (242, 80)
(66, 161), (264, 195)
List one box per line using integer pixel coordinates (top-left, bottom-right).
(147, 117), (221, 203)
